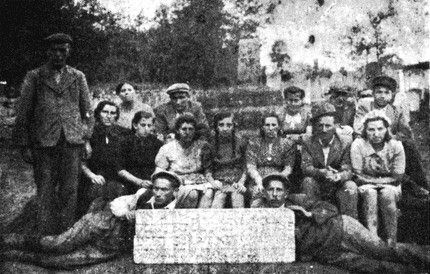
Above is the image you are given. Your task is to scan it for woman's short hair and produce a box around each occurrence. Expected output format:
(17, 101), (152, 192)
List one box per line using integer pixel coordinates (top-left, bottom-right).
(283, 86), (305, 100)
(260, 113), (281, 138)
(115, 82), (136, 95)
(174, 113), (199, 141)
(362, 116), (391, 142)
(131, 111), (154, 133)
(94, 100), (120, 122)
(174, 113), (197, 132)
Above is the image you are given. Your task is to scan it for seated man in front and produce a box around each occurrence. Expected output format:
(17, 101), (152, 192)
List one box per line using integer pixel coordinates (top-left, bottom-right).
(0, 171), (181, 269)
(260, 173), (429, 273)
(301, 102), (358, 218)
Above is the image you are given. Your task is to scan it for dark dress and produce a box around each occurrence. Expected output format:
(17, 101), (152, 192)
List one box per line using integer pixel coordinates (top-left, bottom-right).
(117, 134), (163, 193)
(211, 133), (248, 184)
(79, 124), (130, 215)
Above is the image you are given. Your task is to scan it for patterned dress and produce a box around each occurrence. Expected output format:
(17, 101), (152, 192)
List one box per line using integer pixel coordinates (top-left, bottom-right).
(246, 136), (296, 178)
(211, 134), (247, 187)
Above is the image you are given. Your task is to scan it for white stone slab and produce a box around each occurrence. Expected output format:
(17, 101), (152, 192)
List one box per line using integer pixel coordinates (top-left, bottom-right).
(134, 208), (295, 264)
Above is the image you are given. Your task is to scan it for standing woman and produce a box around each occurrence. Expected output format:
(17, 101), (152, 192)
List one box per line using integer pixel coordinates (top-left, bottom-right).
(246, 113), (296, 207)
(351, 110), (405, 245)
(155, 113), (215, 208)
(117, 111), (163, 198)
(114, 82), (154, 129)
(210, 112), (247, 208)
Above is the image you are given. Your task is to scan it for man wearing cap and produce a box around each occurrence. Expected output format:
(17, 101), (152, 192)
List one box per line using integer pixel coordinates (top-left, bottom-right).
(12, 33), (93, 235)
(354, 75), (412, 140)
(353, 75), (429, 193)
(260, 173), (429, 273)
(1, 170), (181, 267)
(327, 85), (356, 128)
(301, 102), (358, 219)
(154, 83), (208, 141)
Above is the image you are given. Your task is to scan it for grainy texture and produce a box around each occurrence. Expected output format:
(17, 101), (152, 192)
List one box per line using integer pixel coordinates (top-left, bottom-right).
(134, 208), (295, 264)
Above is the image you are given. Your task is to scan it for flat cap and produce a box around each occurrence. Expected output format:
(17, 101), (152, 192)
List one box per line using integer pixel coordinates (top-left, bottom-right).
(371, 75), (397, 92)
(166, 83), (190, 95)
(262, 172), (291, 190)
(326, 84), (355, 97)
(44, 33), (73, 44)
(310, 102), (336, 122)
(151, 170), (182, 189)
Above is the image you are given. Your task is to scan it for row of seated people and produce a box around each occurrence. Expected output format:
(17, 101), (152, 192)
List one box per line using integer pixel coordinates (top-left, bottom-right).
(2, 170), (429, 272)
(82, 83), (418, 248)
(2, 76), (429, 272)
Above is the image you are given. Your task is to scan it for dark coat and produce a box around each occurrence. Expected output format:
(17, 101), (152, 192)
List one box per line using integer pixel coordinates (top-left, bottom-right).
(283, 196), (343, 259)
(301, 133), (352, 182)
(13, 64), (93, 147)
(154, 100), (208, 136)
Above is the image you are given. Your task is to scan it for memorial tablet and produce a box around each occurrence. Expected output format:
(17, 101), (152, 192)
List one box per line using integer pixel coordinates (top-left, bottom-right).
(134, 208), (295, 264)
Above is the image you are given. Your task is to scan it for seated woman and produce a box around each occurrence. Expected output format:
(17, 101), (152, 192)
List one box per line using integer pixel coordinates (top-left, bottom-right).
(155, 113), (215, 208)
(276, 86), (311, 186)
(246, 113), (296, 208)
(79, 101), (130, 215)
(117, 111), (163, 198)
(351, 110), (405, 245)
(277, 86), (312, 140)
(114, 82), (154, 129)
(210, 112), (247, 208)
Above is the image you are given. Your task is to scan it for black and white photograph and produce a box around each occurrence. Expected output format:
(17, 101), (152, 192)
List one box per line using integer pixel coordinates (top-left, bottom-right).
(0, 0), (429, 273)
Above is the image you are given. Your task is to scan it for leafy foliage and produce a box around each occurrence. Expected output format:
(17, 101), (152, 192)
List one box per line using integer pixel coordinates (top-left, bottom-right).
(0, 0), (117, 85)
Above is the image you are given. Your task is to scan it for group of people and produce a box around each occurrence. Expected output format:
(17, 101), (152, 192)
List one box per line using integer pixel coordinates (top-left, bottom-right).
(2, 33), (429, 272)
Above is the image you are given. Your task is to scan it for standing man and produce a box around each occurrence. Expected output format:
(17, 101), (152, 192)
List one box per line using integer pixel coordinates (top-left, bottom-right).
(13, 33), (93, 235)
(154, 83), (208, 141)
(301, 102), (358, 219)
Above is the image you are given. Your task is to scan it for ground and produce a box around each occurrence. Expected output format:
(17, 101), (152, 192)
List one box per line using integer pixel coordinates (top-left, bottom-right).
(0, 113), (428, 273)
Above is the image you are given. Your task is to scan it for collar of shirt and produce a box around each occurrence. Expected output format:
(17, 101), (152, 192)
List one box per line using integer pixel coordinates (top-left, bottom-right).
(284, 112), (302, 127)
(146, 196), (177, 209)
(319, 136), (335, 165)
(318, 135), (335, 148)
(360, 139), (389, 158)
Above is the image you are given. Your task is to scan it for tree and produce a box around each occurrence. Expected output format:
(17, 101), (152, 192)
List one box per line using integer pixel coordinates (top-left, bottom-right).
(169, 0), (226, 87)
(0, 0), (118, 86)
(270, 40), (290, 68)
(346, 0), (396, 63)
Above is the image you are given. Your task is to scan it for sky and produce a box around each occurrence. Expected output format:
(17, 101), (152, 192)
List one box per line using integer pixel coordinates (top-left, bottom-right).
(98, 0), (429, 73)
(99, 0), (173, 25)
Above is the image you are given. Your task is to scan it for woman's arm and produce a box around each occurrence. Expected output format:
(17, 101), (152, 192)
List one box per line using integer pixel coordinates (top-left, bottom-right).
(82, 163), (105, 185)
(233, 172), (248, 193)
(247, 163), (263, 190)
(118, 170), (152, 188)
